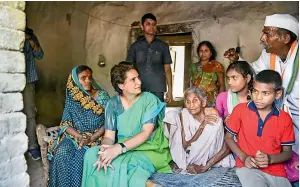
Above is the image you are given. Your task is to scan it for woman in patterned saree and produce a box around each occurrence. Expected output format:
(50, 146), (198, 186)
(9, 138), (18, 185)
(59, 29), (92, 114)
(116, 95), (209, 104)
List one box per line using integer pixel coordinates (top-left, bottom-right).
(81, 61), (172, 187)
(47, 65), (110, 187)
(189, 41), (225, 107)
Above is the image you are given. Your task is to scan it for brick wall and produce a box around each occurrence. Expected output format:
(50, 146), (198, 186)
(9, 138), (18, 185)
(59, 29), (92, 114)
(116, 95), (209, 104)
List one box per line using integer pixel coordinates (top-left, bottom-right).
(0, 2), (29, 187)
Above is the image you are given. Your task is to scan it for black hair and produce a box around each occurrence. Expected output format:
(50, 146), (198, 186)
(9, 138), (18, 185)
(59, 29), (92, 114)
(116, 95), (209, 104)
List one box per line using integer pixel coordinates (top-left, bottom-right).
(197, 41), (217, 61)
(111, 61), (137, 94)
(226, 61), (255, 91)
(76, 65), (93, 76)
(25, 27), (34, 36)
(255, 70), (282, 91)
(278, 28), (297, 44)
(141, 13), (157, 25)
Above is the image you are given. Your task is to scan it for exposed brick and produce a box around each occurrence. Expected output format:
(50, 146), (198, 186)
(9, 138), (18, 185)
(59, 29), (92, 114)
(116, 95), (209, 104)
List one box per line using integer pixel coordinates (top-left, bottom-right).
(1, 133), (28, 159)
(0, 2), (28, 186)
(0, 93), (23, 113)
(0, 28), (24, 51)
(0, 2), (26, 11)
(0, 5), (26, 30)
(0, 73), (25, 93)
(0, 155), (28, 181)
(0, 172), (29, 187)
(0, 133), (28, 163)
(0, 113), (26, 138)
(0, 50), (25, 73)
(1, 172), (30, 187)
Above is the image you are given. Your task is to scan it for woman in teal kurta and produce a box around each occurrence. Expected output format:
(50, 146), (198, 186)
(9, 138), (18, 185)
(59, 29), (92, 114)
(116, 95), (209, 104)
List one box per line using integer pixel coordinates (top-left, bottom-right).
(82, 61), (172, 187)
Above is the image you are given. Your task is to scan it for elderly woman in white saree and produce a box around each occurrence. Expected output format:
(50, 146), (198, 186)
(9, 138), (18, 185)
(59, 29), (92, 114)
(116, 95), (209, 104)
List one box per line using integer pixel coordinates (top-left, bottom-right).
(164, 87), (235, 174)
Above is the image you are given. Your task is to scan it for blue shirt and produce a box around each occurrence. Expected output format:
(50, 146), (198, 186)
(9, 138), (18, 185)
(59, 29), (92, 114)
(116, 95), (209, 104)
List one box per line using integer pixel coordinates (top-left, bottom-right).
(24, 34), (44, 83)
(126, 36), (172, 92)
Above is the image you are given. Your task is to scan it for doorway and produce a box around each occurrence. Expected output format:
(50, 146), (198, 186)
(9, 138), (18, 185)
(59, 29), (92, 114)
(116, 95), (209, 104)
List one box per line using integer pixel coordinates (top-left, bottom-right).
(157, 33), (192, 107)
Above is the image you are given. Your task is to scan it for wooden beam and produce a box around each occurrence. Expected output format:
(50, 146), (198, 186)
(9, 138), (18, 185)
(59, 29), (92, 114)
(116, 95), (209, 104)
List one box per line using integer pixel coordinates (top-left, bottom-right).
(131, 21), (200, 41)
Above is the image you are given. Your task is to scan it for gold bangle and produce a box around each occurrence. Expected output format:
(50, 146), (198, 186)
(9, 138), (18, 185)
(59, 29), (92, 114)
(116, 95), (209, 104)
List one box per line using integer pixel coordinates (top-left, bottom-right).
(82, 134), (87, 139)
(75, 134), (82, 142)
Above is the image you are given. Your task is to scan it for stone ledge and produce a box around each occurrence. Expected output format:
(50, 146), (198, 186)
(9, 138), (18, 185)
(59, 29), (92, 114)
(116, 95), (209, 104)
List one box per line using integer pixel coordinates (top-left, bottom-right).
(0, 73), (25, 93)
(0, 2), (25, 11)
(0, 5), (26, 30)
(0, 112), (26, 139)
(0, 50), (25, 73)
(0, 93), (23, 113)
(0, 28), (24, 51)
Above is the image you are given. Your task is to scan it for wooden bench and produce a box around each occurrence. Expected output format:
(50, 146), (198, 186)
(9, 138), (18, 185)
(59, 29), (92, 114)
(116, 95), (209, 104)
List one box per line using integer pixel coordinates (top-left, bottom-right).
(36, 124), (60, 182)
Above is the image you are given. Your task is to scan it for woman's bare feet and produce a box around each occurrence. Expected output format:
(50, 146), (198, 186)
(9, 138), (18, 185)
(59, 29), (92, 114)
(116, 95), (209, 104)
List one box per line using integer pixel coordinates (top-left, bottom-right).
(169, 161), (184, 173)
(169, 160), (179, 170)
(146, 180), (164, 187)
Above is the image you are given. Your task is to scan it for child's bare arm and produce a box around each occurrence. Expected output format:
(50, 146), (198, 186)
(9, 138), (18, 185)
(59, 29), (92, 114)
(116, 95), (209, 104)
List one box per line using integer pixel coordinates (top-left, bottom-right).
(255, 146), (292, 168)
(224, 131), (258, 168)
(270, 145), (293, 163)
(224, 132), (246, 161)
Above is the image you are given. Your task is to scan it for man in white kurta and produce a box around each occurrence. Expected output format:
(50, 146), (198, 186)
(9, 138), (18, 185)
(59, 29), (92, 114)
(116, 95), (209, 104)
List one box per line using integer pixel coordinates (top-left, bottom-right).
(225, 14), (299, 154)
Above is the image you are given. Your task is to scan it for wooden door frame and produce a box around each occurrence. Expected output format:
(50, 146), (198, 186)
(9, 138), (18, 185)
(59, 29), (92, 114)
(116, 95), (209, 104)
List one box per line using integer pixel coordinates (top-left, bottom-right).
(130, 21), (198, 107)
(130, 20), (200, 44)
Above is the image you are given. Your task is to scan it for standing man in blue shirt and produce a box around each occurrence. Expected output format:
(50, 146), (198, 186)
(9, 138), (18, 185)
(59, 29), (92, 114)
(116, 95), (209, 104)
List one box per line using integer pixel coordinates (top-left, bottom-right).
(23, 27), (44, 160)
(127, 13), (173, 103)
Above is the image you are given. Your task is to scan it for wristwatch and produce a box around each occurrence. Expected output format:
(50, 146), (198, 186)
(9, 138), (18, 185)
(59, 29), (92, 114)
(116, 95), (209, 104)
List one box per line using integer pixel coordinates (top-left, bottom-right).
(119, 143), (127, 154)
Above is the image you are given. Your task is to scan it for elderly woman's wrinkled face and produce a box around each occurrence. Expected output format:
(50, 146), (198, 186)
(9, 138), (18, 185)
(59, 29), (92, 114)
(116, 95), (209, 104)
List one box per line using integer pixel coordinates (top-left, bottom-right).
(199, 44), (212, 62)
(185, 93), (205, 115)
(78, 69), (93, 91)
(119, 69), (142, 95)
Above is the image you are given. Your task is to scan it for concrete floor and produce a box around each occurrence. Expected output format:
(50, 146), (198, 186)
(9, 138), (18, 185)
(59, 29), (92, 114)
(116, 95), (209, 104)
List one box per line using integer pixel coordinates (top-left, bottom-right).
(26, 153), (46, 187)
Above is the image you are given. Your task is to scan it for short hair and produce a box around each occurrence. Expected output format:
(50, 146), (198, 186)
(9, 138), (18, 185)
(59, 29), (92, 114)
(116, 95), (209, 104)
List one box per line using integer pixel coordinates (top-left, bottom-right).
(76, 65), (93, 76)
(278, 28), (297, 44)
(197, 41), (217, 61)
(25, 27), (34, 36)
(110, 61), (136, 94)
(226, 61), (255, 91)
(141, 13), (157, 25)
(184, 87), (207, 102)
(254, 70), (282, 91)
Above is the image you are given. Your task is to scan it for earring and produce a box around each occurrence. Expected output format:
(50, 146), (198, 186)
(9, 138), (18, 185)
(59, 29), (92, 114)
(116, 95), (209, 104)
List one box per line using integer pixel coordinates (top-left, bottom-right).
(247, 90), (251, 101)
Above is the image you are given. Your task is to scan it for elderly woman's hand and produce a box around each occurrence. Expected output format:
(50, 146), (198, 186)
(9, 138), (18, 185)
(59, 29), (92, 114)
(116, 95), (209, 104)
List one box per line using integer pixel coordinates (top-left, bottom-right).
(204, 115), (219, 125)
(204, 108), (220, 125)
(204, 107), (219, 116)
